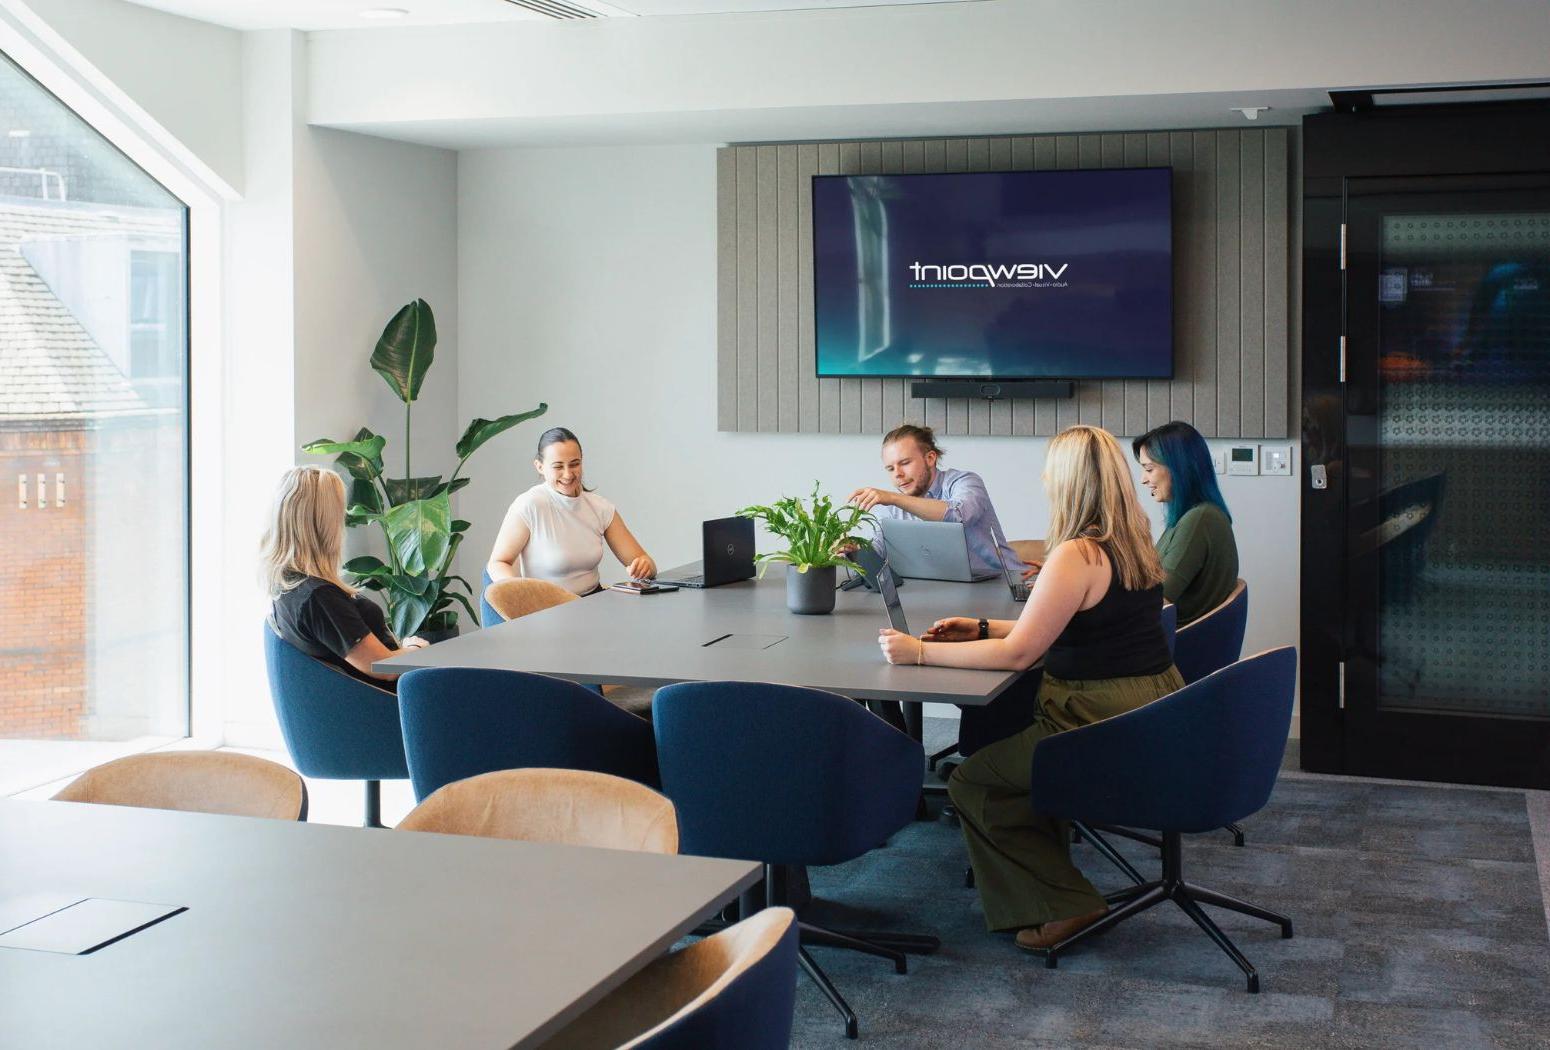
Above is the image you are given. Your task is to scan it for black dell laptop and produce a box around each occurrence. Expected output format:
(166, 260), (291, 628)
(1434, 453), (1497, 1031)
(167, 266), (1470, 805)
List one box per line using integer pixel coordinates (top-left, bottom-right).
(657, 517), (757, 588)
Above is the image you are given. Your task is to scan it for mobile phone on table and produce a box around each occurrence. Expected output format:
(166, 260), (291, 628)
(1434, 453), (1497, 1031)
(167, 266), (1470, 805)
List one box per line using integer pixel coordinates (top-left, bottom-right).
(610, 580), (677, 595)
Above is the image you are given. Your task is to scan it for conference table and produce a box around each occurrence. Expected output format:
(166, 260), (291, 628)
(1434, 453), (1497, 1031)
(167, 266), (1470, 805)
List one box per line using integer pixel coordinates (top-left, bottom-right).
(377, 568), (1029, 719)
(0, 799), (760, 1049)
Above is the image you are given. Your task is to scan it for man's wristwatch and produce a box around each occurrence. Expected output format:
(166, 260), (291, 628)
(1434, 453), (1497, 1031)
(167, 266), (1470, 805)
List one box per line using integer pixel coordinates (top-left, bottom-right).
(977, 617), (990, 640)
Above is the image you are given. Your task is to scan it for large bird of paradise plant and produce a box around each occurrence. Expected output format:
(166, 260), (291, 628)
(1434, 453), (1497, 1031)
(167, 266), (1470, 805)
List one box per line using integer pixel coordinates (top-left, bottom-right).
(304, 299), (547, 639)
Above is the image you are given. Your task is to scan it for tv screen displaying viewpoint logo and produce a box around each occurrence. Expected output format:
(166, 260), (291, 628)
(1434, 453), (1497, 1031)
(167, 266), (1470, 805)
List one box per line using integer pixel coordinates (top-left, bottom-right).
(812, 168), (1173, 380)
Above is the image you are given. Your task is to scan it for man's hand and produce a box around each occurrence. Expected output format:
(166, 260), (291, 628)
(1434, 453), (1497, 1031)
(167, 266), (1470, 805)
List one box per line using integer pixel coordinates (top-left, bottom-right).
(1020, 560), (1044, 581)
(849, 487), (896, 512)
(923, 617), (980, 642)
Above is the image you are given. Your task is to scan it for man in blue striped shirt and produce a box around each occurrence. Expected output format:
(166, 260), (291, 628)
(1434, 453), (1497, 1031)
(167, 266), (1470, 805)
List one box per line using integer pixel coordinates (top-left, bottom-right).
(849, 423), (1024, 581)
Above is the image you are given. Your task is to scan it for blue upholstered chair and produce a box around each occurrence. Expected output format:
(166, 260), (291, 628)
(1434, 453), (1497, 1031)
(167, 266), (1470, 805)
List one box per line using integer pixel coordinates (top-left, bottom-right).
(542, 907), (798, 1050)
(397, 667), (658, 801)
(263, 624), (408, 827)
(1174, 579), (1250, 845)
(654, 681), (923, 1040)
(1026, 647), (1298, 993)
(479, 568), (501, 628)
(1174, 580), (1248, 684)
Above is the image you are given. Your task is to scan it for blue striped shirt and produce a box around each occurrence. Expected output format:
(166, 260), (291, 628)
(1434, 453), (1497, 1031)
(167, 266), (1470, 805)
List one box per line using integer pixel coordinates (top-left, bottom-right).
(872, 467), (1024, 580)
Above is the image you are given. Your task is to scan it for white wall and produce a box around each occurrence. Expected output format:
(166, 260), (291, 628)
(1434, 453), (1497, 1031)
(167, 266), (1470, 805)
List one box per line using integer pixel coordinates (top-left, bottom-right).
(14, 0), (244, 192)
(221, 30), (460, 748)
(457, 144), (1300, 720)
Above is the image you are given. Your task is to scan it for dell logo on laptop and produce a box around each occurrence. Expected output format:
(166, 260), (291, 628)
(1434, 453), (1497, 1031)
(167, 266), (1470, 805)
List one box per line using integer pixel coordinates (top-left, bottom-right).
(726, 543), (736, 556)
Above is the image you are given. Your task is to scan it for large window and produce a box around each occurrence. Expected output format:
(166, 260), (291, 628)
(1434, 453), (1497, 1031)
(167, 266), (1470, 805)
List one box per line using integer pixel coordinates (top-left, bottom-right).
(0, 49), (188, 794)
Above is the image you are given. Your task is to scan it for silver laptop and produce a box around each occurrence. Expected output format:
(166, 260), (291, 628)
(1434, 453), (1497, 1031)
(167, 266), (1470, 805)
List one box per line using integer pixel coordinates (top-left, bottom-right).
(878, 519), (976, 582)
(876, 560), (910, 634)
(989, 522), (1031, 602)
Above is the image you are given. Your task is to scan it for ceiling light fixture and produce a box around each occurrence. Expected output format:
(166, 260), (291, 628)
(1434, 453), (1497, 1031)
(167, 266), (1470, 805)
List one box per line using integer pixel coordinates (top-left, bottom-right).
(8, 128), (31, 139)
(359, 7), (409, 19)
(1230, 106), (1271, 121)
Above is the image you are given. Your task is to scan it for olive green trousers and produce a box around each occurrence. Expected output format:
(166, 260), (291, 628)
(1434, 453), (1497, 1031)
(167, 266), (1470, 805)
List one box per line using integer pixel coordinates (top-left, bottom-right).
(947, 666), (1185, 932)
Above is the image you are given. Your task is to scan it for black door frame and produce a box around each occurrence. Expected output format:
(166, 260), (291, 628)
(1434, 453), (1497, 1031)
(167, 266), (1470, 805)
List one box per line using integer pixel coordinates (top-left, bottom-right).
(1300, 102), (1550, 788)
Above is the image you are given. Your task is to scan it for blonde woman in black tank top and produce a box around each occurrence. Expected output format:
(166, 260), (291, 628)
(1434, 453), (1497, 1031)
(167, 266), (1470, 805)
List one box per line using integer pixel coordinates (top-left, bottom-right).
(878, 425), (1185, 951)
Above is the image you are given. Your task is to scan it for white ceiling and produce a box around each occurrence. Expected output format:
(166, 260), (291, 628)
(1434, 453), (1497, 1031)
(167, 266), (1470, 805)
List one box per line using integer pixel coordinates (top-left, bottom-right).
(121, 0), (978, 31)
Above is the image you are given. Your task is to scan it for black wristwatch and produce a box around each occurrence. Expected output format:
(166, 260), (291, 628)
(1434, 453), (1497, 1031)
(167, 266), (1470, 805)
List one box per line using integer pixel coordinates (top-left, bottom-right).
(977, 617), (990, 640)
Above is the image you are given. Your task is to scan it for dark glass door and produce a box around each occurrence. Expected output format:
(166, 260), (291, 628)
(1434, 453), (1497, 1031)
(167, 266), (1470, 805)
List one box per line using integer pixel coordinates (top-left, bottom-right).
(1342, 174), (1550, 787)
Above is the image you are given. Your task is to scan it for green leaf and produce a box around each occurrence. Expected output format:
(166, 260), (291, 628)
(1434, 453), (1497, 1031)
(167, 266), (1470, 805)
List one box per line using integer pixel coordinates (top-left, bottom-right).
(738, 482), (876, 571)
(349, 478), (383, 515)
(371, 299), (437, 404)
(346, 504), (384, 525)
(382, 493), (451, 576)
(342, 555), (390, 578)
(450, 519), (471, 535)
(433, 477), (472, 499)
(384, 475), (444, 504)
(455, 404), (549, 461)
(389, 573), (434, 596)
(304, 429), (386, 481)
(390, 590), (434, 641)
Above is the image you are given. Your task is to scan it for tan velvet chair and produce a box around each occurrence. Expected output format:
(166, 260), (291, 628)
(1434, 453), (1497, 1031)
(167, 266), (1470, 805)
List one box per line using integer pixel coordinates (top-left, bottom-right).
(397, 767), (678, 854)
(483, 578), (654, 718)
(484, 576), (578, 620)
(52, 751), (308, 821)
(1009, 538), (1046, 566)
(541, 906), (797, 1050)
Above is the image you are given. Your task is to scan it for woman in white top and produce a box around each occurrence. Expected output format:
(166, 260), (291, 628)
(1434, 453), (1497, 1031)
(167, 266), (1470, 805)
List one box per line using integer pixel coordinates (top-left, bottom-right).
(487, 427), (657, 595)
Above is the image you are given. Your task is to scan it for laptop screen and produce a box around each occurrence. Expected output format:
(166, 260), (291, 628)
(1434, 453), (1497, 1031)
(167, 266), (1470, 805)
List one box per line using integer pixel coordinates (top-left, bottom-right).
(877, 561), (910, 634)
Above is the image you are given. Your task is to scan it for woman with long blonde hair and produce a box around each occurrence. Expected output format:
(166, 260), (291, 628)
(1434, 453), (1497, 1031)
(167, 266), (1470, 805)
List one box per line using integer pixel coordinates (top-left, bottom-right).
(878, 425), (1183, 950)
(262, 465), (428, 687)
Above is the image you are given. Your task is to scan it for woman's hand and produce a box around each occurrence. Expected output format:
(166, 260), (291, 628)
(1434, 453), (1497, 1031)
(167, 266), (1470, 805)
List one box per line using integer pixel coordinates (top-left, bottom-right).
(923, 617), (980, 642)
(1020, 560), (1044, 581)
(403, 635), (430, 650)
(627, 554), (657, 580)
(878, 628), (924, 665)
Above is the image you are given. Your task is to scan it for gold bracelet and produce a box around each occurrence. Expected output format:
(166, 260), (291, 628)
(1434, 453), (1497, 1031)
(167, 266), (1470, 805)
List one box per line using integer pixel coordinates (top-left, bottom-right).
(917, 640), (926, 666)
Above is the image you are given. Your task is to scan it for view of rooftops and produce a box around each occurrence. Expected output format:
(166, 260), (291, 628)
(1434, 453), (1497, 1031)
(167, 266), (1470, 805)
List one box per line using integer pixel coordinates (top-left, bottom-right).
(0, 50), (188, 794)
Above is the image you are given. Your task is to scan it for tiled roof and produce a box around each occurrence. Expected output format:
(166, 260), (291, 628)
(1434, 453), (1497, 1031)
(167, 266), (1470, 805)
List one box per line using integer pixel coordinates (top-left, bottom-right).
(0, 198), (179, 425)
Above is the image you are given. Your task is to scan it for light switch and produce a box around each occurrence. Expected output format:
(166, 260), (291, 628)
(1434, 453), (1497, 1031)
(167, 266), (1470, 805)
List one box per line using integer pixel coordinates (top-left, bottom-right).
(1211, 450), (1227, 475)
(1227, 445), (1259, 476)
(1261, 446), (1293, 476)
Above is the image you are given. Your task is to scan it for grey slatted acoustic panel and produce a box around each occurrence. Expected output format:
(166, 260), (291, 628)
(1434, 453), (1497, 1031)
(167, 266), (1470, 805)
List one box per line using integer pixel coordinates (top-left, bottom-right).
(1263, 128), (1291, 438)
(777, 145), (799, 433)
(716, 150), (737, 431)
(755, 145), (779, 433)
(716, 127), (1292, 439)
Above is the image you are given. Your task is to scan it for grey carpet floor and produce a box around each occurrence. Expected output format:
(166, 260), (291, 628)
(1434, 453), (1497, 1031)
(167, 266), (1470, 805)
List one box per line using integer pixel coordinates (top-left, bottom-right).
(783, 720), (1550, 1049)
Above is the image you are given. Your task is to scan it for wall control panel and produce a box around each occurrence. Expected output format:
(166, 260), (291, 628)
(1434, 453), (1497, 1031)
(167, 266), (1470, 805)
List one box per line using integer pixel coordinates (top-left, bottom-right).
(1228, 445), (1259, 476)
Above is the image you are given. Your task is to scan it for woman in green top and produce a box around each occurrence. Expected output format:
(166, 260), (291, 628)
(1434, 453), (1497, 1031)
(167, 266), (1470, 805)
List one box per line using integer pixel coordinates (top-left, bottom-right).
(1133, 421), (1239, 625)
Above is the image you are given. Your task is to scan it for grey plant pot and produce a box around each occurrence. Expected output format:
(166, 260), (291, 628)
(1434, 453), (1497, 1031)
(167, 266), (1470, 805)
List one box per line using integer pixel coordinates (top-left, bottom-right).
(787, 564), (837, 615)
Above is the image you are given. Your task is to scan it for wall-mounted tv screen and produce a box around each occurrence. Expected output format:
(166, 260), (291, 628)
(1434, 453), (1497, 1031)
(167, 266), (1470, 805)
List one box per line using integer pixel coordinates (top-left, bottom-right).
(812, 167), (1173, 380)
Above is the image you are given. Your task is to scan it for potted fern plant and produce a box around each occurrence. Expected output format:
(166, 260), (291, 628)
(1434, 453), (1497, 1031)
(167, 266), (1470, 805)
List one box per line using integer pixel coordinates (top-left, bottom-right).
(737, 483), (876, 615)
(303, 299), (547, 641)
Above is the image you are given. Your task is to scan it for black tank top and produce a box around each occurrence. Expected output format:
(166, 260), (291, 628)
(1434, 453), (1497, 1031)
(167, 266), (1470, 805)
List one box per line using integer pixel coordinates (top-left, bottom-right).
(1044, 544), (1172, 680)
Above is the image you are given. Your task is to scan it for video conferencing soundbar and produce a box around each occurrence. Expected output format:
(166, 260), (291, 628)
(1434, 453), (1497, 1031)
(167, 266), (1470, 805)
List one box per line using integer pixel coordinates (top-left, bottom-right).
(909, 380), (1074, 401)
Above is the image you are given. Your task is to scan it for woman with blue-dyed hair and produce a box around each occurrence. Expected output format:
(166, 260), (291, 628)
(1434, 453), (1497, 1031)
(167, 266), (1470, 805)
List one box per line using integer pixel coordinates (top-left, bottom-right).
(1132, 421), (1239, 625)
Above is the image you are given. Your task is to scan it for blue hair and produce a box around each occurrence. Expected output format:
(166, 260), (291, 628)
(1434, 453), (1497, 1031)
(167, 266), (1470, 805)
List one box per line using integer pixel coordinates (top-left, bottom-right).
(1132, 422), (1231, 530)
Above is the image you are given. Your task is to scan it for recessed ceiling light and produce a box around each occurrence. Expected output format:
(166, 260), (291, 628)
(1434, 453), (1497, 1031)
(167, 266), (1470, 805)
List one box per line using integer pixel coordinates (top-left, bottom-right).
(359, 7), (409, 18)
(8, 128), (31, 138)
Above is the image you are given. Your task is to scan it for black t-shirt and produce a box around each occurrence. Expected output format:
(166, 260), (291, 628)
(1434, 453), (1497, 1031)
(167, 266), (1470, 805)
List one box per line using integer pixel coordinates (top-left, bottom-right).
(270, 577), (398, 689)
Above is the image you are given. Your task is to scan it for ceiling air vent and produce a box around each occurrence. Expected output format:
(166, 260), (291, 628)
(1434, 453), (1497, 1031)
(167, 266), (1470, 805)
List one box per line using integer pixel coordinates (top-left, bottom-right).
(503, 0), (604, 17)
